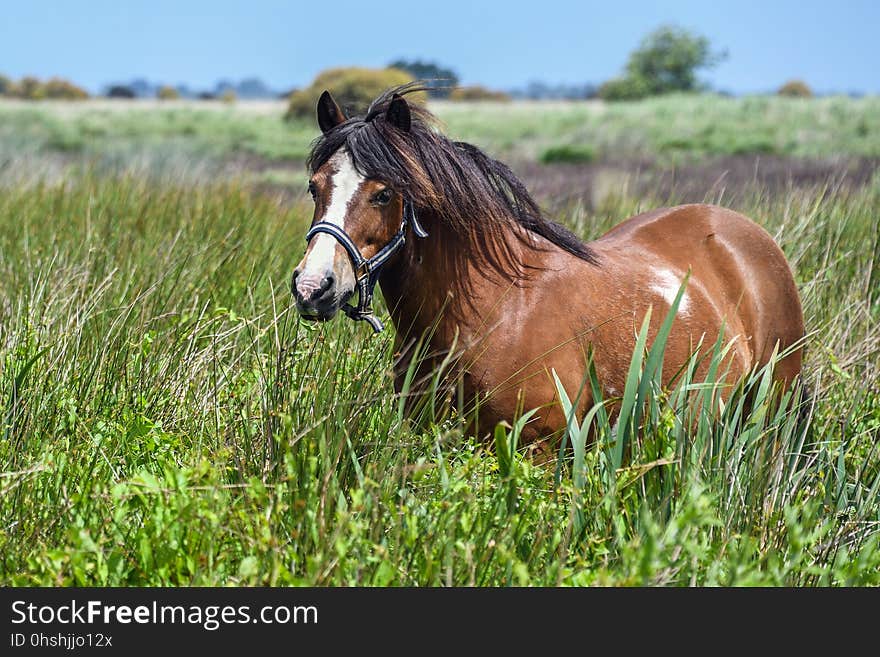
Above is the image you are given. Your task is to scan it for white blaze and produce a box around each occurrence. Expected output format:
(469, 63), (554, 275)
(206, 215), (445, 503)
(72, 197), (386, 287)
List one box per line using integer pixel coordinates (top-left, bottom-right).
(651, 267), (690, 315)
(300, 149), (364, 284)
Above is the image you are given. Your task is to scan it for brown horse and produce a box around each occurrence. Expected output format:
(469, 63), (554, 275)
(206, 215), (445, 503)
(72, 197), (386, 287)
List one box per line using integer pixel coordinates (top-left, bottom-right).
(292, 85), (804, 449)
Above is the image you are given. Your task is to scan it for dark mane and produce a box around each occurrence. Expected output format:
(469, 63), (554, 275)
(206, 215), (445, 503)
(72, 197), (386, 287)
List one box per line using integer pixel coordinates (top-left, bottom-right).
(307, 83), (598, 269)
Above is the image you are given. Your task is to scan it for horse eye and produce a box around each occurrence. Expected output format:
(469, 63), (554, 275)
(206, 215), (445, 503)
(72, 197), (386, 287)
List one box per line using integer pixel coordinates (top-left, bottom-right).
(374, 189), (393, 205)
(307, 181), (317, 199)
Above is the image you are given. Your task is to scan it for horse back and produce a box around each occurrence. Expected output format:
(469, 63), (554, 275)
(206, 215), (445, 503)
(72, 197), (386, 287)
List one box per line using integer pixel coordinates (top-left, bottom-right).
(592, 203), (804, 387)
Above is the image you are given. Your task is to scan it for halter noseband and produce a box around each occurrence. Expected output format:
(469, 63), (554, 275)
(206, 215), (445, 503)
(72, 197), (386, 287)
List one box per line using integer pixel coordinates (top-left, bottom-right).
(303, 200), (427, 333)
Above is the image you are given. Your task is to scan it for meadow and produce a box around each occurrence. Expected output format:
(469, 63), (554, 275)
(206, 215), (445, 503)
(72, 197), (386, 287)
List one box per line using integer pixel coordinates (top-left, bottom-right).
(0, 96), (878, 585)
(2, 94), (879, 178)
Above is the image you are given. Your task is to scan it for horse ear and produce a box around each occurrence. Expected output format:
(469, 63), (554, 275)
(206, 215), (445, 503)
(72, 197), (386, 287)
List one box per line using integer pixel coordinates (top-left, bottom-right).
(317, 90), (346, 133)
(385, 93), (411, 132)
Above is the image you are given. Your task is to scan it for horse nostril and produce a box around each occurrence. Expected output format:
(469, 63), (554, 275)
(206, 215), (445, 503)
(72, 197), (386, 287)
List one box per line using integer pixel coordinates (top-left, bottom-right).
(291, 269), (301, 295)
(294, 271), (335, 306)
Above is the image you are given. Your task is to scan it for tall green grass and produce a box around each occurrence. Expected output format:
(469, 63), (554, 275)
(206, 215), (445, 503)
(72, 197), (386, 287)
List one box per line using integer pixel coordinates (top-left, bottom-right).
(0, 175), (878, 585)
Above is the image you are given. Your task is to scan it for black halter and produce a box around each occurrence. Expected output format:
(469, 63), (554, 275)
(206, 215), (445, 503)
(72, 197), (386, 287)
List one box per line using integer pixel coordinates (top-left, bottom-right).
(304, 200), (427, 332)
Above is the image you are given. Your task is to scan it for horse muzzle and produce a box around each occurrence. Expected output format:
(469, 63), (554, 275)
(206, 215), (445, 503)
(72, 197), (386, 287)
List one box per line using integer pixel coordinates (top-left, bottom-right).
(291, 269), (352, 321)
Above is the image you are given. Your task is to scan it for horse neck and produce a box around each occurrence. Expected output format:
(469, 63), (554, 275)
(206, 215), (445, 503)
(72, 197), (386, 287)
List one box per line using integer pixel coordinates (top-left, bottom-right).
(379, 210), (527, 346)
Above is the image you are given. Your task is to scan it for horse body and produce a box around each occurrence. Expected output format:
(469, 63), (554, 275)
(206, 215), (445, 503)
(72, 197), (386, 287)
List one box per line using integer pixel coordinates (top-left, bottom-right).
(381, 202), (803, 445)
(293, 86), (804, 449)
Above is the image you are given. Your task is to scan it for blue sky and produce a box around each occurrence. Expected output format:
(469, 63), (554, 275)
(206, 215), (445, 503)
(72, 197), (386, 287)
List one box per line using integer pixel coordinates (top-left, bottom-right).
(0, 0), (877, 94)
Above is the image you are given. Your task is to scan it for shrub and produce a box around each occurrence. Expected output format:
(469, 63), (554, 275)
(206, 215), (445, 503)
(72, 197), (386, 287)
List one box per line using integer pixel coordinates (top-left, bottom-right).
(157, 85), (180, 100)
(0, 74), (11, 96)
(15, 76), (46, 100)
(626, 25), (726, 95)
(221, 89), (237, 104)
(46, 125), (86, 152)
(598, 75), (652, 101)
(599, 25), (726, 101)
(539, 144), (597, 164)
(778, 80), (813, 98)
(447, 86), (511, 102)
(726, 135), (778, 155)
(285, 67), (421, 121)
(43, 77), (89, 100)
(107, 85), (136, 99)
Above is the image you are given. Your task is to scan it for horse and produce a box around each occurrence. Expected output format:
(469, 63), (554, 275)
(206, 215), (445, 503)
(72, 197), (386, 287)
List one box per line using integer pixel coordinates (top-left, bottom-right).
(291, 85), (804, 451)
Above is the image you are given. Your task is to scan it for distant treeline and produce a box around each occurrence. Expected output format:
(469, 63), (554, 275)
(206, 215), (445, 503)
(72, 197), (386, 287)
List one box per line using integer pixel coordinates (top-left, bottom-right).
(1, 24), (862, 104)
(509, 81), (598, 100)
(104, 77), (288, 100)
(0, 74), (290, 101)
(386, 60), (595, 100)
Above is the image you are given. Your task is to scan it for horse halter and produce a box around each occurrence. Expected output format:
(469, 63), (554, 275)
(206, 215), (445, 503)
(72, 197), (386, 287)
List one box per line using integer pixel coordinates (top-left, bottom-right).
(303, 199), (428, 333)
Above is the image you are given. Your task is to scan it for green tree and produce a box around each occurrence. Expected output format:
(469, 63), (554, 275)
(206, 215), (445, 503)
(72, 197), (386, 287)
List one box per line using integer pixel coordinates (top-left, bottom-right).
(106, 85), (136, 99)
(627, 25), (726, 94)
(0, 74), (11, 96)
(600, 25), (726, 101)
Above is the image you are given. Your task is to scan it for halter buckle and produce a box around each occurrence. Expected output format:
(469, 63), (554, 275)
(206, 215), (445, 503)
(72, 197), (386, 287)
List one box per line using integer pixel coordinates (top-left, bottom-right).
(354, 261), (371, 281)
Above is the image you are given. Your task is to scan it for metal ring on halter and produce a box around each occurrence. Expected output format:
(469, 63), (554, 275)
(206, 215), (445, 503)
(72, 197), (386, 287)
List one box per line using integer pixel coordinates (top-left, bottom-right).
(303, 199), (427, 333)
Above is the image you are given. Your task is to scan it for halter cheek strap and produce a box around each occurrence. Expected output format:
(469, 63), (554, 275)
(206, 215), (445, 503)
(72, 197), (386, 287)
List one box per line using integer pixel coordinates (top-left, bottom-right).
(303, 200), (427, 333)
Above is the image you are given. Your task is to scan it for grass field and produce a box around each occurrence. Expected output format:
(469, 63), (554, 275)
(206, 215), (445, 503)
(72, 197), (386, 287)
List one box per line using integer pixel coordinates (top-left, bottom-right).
(1, 96), (879, 585)
(2, 94), (879, 176)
